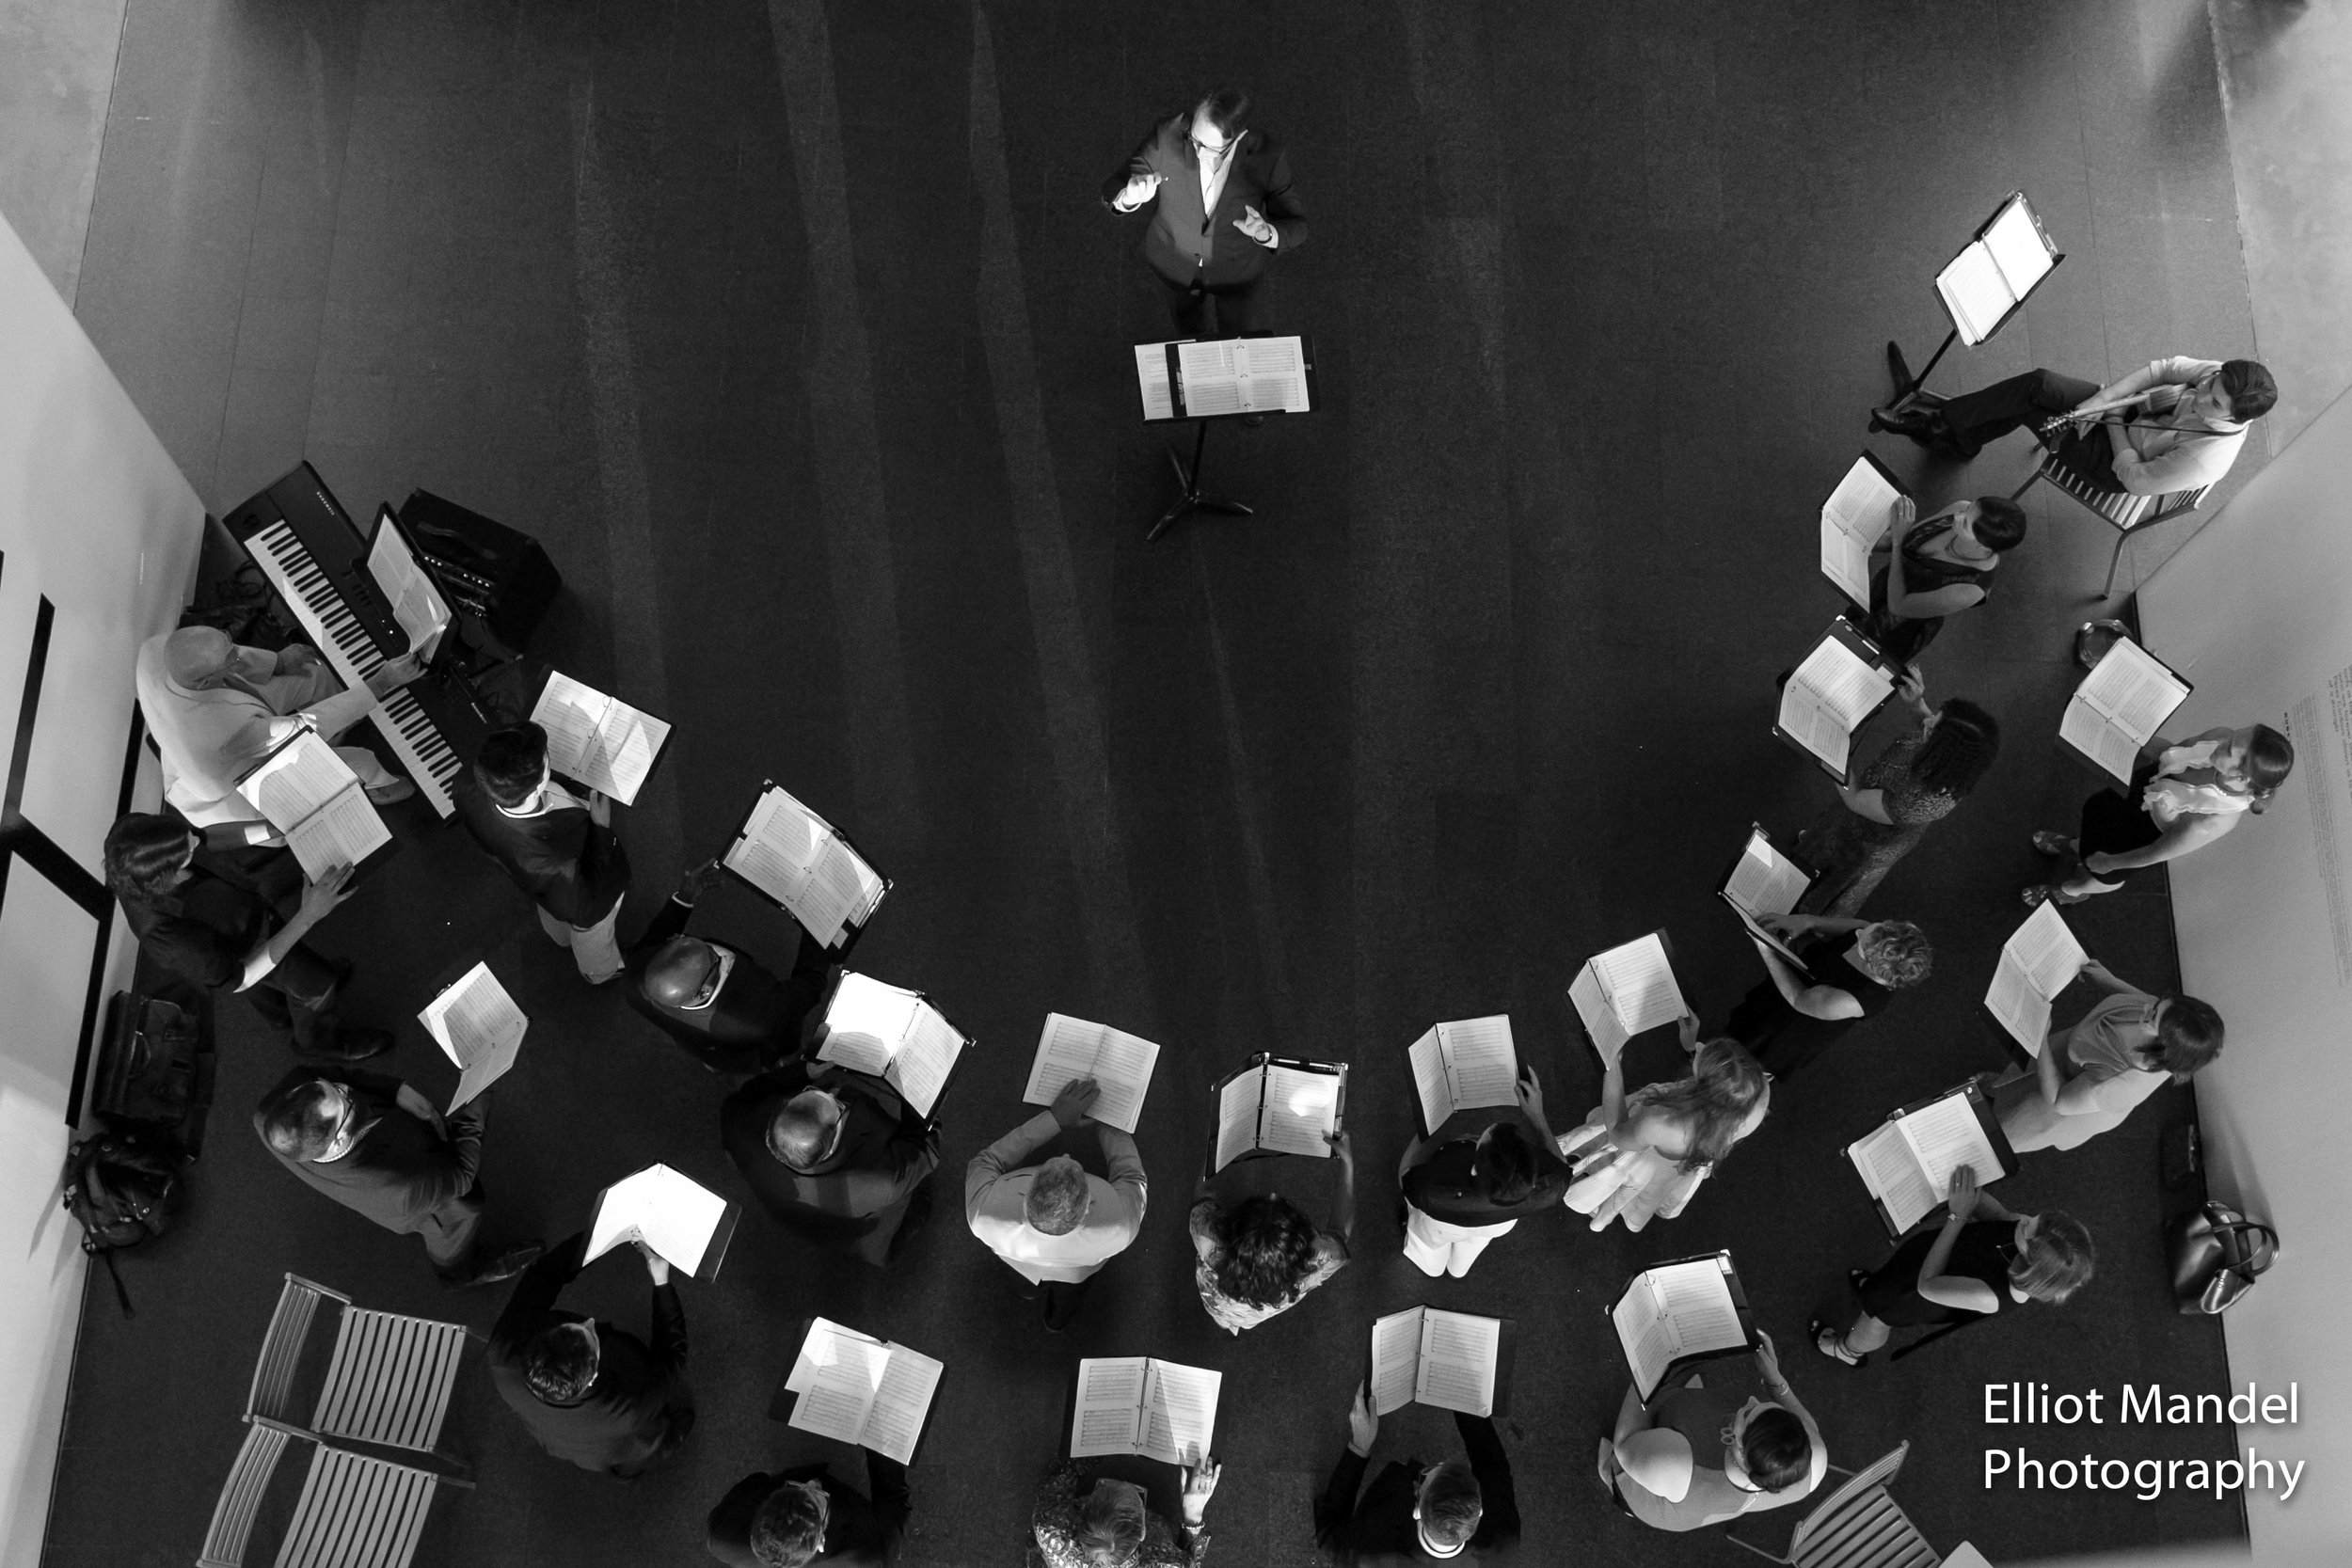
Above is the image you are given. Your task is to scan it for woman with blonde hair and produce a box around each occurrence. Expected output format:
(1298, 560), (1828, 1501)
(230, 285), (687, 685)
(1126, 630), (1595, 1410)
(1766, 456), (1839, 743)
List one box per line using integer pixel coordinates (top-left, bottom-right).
(1813, 1168), (2094, 1367)
(1558, 1016), (1771, 1232)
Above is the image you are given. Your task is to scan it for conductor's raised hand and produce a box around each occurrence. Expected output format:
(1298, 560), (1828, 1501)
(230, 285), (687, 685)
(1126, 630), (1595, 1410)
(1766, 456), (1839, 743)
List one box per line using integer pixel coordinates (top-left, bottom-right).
(1049, 1076), (1102, 1130)
(1346, 1381), (1380, 1456)
(1234, 204), (1277, 245)
(1120, 170), (1166, 206)
(297, 863), (358, 923)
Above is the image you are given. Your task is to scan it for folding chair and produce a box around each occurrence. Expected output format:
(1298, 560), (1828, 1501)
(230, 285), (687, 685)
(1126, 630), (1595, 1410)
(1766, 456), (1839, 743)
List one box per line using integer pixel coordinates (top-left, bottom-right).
(1724, 1442), (1940, 1568)
(245, 1274), (480, 1468)
(2010, 436), (2208, 597)
(195, 1418), (462, 1568)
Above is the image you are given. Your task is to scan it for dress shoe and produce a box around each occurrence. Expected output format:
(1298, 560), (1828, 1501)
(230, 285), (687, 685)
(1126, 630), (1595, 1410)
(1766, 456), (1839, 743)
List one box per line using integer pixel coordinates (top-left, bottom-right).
(451, 1241), (547, 1289)
(365, 777), (418, 806)
(294, 1026), (393, 1062)
(1868, 403), (1938, 438)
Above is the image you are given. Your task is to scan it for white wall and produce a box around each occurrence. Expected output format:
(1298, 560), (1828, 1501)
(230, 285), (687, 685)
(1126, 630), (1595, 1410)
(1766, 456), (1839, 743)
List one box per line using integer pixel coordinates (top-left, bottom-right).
(0, 206), (199, 1566)
(2141, 383), (2352, 1565)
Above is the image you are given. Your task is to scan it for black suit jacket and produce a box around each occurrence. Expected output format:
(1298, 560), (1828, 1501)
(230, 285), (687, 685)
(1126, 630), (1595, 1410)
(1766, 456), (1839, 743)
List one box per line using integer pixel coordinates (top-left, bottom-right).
(720, 1062), (940, 1263)
(253, 1067), (483, 1235)
(620, 895), (826, 1073)
(453, 773), (631, 927)
(1314, 1413), (1520, 1565)
(486, 1232), (691, 1476)
(706, 1459), (908, 1567)
(1101, 114), (1308, 289)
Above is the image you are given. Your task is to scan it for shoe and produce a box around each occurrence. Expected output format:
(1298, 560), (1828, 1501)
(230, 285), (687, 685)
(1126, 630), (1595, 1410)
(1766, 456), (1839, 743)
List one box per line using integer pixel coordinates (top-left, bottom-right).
(1883, 341), (1915, 402)
(1812, 1317), (1868, 1368)
(2030, 830), (2074, 858)
(452, 1241), (547, 1289)
(1868, 403), (1936, 437)
(2021, 884), (2051, 909)
(1848, 1268), (1872, 1294)
(1241, 413), (1265, 429)
(294, 1026), (393, 1062)
(365, 777), (418, 805)
(1595, 1434), (1618, 1497)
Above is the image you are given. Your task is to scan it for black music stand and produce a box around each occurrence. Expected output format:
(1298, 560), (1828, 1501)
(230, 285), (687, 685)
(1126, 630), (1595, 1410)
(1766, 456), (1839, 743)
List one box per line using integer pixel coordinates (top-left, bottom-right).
(1133, 334), (1318, 542)
(1887, 191), (2063, 401)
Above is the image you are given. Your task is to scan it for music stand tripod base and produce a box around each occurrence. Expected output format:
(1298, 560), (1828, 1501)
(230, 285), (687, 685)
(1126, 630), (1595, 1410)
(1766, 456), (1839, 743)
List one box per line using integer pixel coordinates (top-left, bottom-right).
(1148, 419), (1254, 542)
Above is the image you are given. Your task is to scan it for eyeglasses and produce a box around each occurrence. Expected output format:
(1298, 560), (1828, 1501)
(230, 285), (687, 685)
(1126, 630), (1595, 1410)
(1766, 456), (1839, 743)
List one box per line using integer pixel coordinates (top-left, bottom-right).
(1189, 134), (1241, 161)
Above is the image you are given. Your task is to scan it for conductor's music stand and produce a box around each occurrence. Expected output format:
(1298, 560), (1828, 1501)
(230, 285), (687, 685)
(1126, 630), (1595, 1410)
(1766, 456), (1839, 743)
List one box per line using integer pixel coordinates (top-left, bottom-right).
(1887, 191), (2062, 401)
(1131, 334), (1318, 542)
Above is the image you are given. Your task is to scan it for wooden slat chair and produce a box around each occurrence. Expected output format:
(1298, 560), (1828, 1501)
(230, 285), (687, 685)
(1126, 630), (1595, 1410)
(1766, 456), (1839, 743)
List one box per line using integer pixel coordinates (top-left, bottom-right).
(245, 1275), (480, 1469)
(2010, 435), (2209, 597)
(1724, 1442), (1940, 1568)
(194, 1418), (460, 1568)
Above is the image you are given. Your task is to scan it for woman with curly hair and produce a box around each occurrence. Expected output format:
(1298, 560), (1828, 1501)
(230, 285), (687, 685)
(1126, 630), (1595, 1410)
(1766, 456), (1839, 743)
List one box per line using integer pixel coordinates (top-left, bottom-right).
(1724, 913), (1934, 1079)
(1796, 675), (2002, 917)
(1030, 1459), (1220, 1568)
(1187, 1132), (1353, 1334)
(1814, 1167), (2095, 1367)
(1558, 1015), (1771, 1232)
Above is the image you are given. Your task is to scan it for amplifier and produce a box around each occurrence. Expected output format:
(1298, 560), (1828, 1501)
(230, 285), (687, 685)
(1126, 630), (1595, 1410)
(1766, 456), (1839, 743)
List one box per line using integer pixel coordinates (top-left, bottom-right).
(397, 489), (562, 649)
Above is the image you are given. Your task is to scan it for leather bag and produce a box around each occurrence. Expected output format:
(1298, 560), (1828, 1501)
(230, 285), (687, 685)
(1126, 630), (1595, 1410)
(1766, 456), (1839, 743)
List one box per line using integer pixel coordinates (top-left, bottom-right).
(2168, 1200), (2276, 1316)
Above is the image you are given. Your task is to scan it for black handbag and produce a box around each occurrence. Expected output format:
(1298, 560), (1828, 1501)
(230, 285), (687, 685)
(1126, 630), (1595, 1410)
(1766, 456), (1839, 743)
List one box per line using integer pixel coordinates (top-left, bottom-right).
(2168, 1200), (2276, 1315)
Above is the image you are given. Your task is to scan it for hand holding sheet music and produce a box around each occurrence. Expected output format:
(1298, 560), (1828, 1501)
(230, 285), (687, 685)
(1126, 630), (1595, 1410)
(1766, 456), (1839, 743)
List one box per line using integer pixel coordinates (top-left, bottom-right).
(1023, 1014), (1162, 1135)
(1567, 935), (1687, 1061)
(1405, 1016), (1518, 1132)
(421, 961), (529, 1110)
(2060, 639), (2190, 784)
(586, 1164), (739, 1280)
(242, 731), (392, 879)
(1847, 1085), (2013, 1235)
(1611, 1255), (1755, 1402)
(1071, 1357), (1220, 1465)
(1985, 902), (2089, 1051)
(530, 672), (672, 806)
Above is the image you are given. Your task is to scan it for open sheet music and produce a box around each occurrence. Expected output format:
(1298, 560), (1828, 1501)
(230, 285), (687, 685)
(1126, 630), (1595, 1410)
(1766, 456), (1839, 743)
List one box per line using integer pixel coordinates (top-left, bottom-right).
(365, 507), (453, 658)
(782, 1318), (944, 1465)
(1173, 336), (1312, 417)
(1567, 934), (1687, 1061)
(1819, 454), (1906, 606)
(239, 729), (393, 879)
(814, 973), (971, 1121)
(1213, 1055), (1346, 1172)
(1935, 192), (2059, 345)
(1134, 341), (1180, 421)
(1611, 1254), (1756, 1403)
(1717, 827), (1815, 968)
(1370, 1307), (1503, 1418)
(1775, 623), (1896, 782)
(530, 672), (672, 806)
(723, 784), (889, 948)
(1070, 1357), (1220, 1465)
(2060, 638), (2190, 784)
(1405, 1016), (1519, 1134)
(1985, 901), (2090, 1052)
(1848, 1084), (2015, 1237)
(421, 961), (528, 1111)
(585, 1163), (740, 1282)
(1023, 1014), (1162, 1135)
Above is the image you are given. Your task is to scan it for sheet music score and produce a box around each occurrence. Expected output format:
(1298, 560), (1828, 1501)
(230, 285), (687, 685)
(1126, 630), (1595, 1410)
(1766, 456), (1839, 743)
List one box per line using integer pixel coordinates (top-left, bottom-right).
(815, 973), (968, 1119)
(783, 1319), (943, 1465)
(1985, 901), (2090, 1052)
(1935, 194), (2058, 345)
(1070, 1358), (1220, 1465)
(1722, 829), (1810, 919)
(1134, 341), (1180, 420)
(1370, 1307), (1502, 1417)
(242, 731), (391, 879)
(586, 1163), (733, 1277)
(1849, 1089), (2009, 1234)
(1213, 1059), (1344, 1170)
(723, 785), (887, 947)
(530, 672), (672, 806)
(1819, 455), (1903, 605)
(2060, 639), (2190, 784)
(1022, 1014), (1162, 1134)
(1777, 630), (1894, 777)
(1612, 1258), (1750, 1402)
(1406, 1015), (1519, 1132)
(1568, 935), (1686, 1060)
(421, 961), (529, 1110)
(1174, 337), (1311, 417)
(365, 510), (453, 657)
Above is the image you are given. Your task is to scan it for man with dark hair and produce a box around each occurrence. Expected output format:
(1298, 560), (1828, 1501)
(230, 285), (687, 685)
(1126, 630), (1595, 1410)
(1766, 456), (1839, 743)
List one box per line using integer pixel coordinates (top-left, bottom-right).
(623, 860), (833, 1074)
(1397, 1068), (1573, 1277)
(1875, 356), (2276, 496)
(720, 1047), (941, 1266)
(705, 1454), (911, 1567)
(1102, 86), (1308, 337)
(487, 1231), (694, 1479)
(965, 1078), (1146, 1331)
(108, 814), (388, 1061)
(251, 1069), (540, 1283)
(1314, 1381), (1519, 1564)
(453, 721), (633, 983)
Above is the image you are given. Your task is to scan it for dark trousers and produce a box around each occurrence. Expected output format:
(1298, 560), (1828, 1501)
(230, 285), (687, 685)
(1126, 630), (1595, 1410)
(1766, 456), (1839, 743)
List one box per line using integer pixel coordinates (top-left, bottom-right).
(246, 940), (349, 1053)
(867, 1452), (913, 1552)
(1037, 1273), (1097, 1331)
(1938, 367), (2122, 481)
(418, 1189), (488, 1278)
(1161, 277), (1263, 338)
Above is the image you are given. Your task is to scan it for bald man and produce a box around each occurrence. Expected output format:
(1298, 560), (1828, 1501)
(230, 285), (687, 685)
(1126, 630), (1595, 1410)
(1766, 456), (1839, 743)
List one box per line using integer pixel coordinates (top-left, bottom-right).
(720, 1055), (941, 1266)
(134, 626), (423, 832)
(620, 861), (833, 1074)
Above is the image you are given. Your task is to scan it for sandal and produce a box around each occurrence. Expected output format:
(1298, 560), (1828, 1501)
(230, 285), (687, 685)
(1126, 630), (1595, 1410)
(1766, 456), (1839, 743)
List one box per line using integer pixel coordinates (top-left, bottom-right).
(2020, 885), (2051, 908)
(1811, 1317), (1868, 1368)
(2030, 830), (2074, 858)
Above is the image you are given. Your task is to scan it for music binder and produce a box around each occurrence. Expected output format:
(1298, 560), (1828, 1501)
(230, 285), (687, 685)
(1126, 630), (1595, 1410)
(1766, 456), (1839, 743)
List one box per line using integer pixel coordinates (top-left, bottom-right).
(808, 971), (977, 1124)
(1610, 1252), (1759, 1404)
(1405, 1016), (1519, 1136)
(1210, 1053), (1347, 1172)
(1715, 825), (1815, 973)
(2059, 636), (2191, 785)
(720, 782), (891, 954)
(1772, 618), (1899, 784)
(1818, 451), (1910, 608)
(529, 671), (674, 807)
(234, 726), (399, 884)
(768, 1316), (946, 1468)
(584, 1163), (741, 1283)
(1367, 1308), (1517, 1418)
(1983, 900), (2089, 1053)
(1565, 932), (1687, 1061)
(1933, 191), (2064, 348)
(1847, 1080), (2018, 1239)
